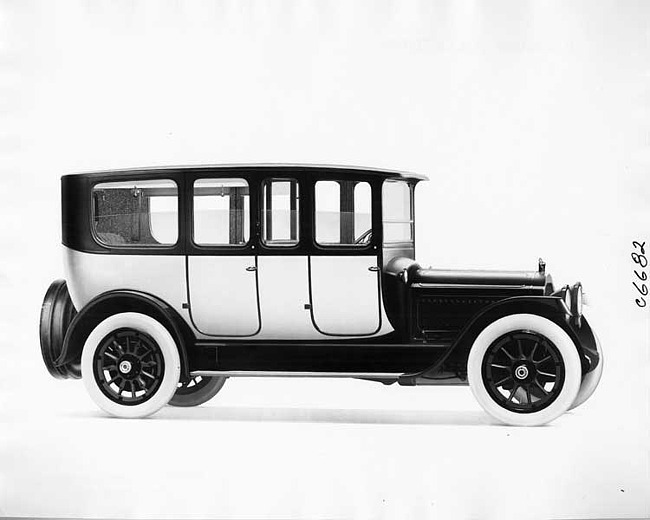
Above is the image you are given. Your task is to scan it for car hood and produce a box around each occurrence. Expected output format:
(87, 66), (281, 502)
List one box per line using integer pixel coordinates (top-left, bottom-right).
(411, 267), (547, 288)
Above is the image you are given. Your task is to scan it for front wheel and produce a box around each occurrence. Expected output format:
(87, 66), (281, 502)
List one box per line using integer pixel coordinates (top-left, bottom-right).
(81, 312), (181, 418)
(169, 375), (226, 407)
(467, 314), (581, 426)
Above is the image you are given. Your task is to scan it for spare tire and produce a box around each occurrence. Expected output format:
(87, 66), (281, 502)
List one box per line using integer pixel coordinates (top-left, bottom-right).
(40, 280), (80, 379)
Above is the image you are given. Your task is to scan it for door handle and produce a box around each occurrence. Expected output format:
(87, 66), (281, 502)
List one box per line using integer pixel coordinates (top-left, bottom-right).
(368, 266), (380, 272)
(245, 266), (257, 272)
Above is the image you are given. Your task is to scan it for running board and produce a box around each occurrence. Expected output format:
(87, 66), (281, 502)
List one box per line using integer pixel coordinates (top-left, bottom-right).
(191, 370), (403, 379)
(187, 343), (447, 375)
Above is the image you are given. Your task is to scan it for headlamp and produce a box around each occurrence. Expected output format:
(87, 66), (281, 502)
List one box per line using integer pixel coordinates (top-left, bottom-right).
(571, 282), (583, 317)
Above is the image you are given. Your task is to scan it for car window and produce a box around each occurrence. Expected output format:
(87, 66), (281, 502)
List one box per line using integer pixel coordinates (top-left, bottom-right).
(193, 178), (250, 246)
(315, 180), (372, 246)
(261, 179), (300, 246)
(92, 179), (178, 246)
(382, 180), (413, 243)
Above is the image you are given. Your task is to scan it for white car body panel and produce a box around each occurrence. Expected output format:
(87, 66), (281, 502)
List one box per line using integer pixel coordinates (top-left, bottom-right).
(64, 248), (394, 340)
(187, 255), (260, 336)
(256, 256), (318, 339)
(63, 247), (187, 317)
(309, 255), (384, 335)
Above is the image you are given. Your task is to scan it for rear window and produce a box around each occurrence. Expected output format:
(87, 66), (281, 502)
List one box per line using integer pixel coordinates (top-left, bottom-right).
(92, 179), (178, 246)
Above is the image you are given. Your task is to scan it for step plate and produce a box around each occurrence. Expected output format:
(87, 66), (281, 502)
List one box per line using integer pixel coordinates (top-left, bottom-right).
(191, 370), (403, 379)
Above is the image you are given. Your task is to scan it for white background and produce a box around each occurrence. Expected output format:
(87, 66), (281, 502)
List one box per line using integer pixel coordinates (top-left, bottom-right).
(0, 1), (649, 518)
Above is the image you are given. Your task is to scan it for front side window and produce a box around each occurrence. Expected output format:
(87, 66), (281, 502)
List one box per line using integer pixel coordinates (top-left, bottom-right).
(382, 180), (413, 243)
(193, 178), (250, 246)
(262, 179), (300, 246)
(315, 180), (372, 246)
(92, 179), (178, 246)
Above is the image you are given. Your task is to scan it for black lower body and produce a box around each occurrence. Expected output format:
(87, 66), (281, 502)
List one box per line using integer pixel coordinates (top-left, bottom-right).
(188, 341), (452, 382)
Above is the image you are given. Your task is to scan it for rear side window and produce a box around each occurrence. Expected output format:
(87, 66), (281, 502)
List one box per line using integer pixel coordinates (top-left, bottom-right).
(193, 178), (250, 246)
(92, 179), (178, 246)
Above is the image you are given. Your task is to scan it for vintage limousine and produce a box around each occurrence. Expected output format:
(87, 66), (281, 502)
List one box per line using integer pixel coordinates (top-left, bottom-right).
(40, 164), (603, 425)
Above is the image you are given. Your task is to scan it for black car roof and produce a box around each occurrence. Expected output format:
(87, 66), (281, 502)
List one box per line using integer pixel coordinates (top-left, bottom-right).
(65, 163), (429, 182)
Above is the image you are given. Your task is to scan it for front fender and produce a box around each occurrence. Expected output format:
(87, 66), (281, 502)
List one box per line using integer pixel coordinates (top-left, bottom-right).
(400, 296), (597, 385)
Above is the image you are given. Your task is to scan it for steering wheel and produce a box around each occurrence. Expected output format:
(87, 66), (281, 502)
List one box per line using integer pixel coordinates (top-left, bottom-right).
(354, 228), (372, 245)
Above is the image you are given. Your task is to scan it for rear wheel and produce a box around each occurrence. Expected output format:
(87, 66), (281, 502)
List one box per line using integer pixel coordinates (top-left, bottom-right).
(169, 375), (226, 407)
(81, 312), (180, 418)
(468, 314), (581, 426)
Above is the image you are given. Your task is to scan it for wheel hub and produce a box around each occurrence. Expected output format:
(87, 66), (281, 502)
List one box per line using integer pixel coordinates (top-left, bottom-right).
(514, 364), (529, 380)
(513, 361), (536, 383)
(116, 354), (141, 379)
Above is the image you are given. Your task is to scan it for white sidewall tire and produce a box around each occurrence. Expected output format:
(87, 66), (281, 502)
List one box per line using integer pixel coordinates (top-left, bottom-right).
(81, 312), (181, 418)
(467, 314), (581, 426)
(570, 331), (604, 410)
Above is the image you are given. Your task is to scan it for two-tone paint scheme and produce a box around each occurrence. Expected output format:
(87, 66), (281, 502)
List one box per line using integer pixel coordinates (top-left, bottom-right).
(40, 164), (603, 424)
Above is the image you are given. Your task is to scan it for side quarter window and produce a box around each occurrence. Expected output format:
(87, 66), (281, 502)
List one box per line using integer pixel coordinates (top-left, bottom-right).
(315, 180), (372, 246)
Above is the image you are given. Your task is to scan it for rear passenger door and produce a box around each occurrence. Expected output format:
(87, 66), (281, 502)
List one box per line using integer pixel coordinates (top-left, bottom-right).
(187, 177), (260, 336)
(309, 179), (381, 335)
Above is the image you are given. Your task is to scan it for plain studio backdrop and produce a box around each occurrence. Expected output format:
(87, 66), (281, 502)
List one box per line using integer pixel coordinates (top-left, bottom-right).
(0, 1), (648, 519)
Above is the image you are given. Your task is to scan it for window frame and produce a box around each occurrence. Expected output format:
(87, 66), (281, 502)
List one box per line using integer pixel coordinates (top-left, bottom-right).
(382, 179), (415, 245)
(259, 177), (302, 249)
(312, 178), (375, 252)
(191, 177), (252, 248)
(90, 177), (181, 250)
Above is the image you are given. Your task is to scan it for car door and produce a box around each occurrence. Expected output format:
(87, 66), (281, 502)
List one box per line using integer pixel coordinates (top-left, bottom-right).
(255, 177), (318, 338)
(187, 177), (260, 336)
(309, 179), (382, 335)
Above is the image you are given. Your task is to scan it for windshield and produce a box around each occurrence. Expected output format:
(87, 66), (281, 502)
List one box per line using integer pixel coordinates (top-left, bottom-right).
(382, 180), (414, 244)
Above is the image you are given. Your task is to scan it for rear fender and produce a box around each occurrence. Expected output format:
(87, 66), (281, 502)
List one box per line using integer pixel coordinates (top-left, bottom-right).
(56, 290), (192, 380)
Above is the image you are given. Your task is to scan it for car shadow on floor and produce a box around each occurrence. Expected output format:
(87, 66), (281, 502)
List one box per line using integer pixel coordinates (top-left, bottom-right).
(151, 406), (497, 426)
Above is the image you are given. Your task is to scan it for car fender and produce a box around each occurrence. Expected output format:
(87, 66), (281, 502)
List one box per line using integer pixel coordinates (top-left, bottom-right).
(56, 289), (192, 380)
(401, 296), (589, 385)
